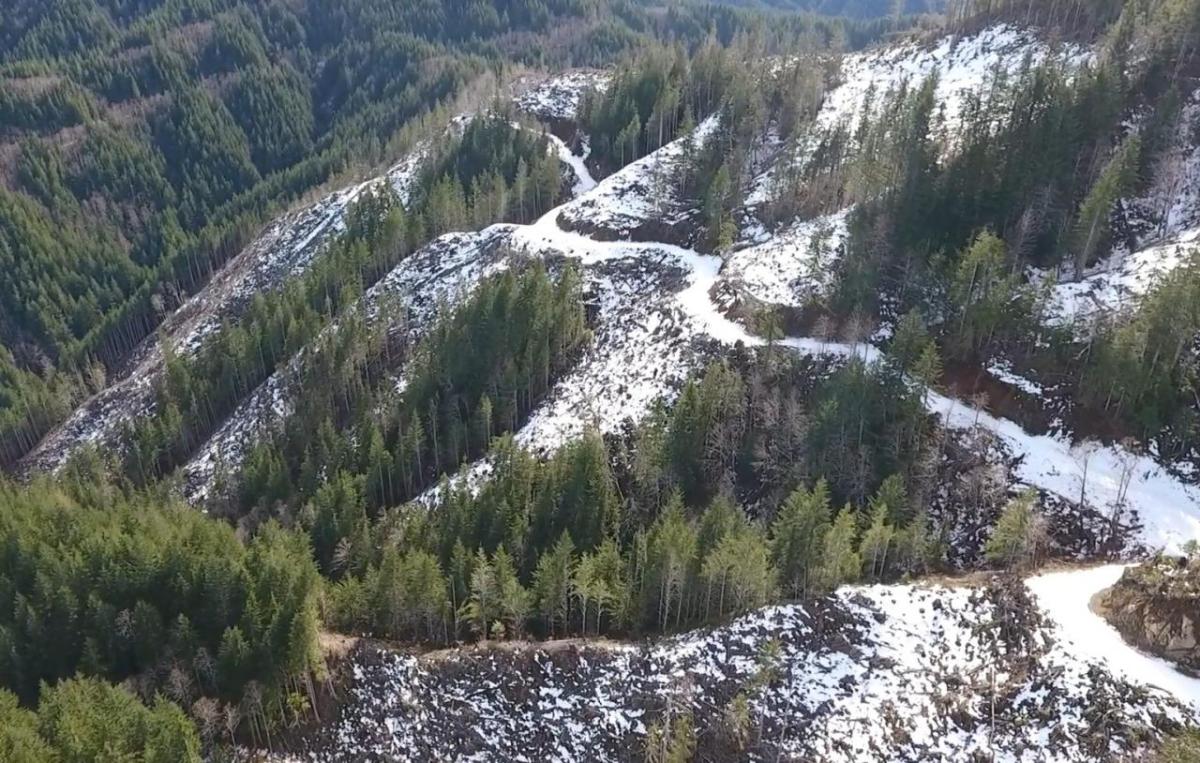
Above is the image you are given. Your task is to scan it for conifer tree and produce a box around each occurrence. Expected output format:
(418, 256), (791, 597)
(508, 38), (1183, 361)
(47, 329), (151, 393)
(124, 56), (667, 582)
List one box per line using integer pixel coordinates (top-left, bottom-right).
(1072, 136), (1141, 274)
(770, 480), (832, 597)
(815, 506), (861, 591)
(464, 550), (499, 641)
(860, 502), (896, 580)
(984, 489), (1048, 570)
(533, 532), (575, 637)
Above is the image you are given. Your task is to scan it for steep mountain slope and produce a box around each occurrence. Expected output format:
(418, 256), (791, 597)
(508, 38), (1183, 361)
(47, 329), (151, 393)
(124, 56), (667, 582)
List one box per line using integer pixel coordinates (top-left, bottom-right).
(1043, 88), (1200, 328)
(234, 22), (1200, 759)
(18, 145), (430, 477)
(279, 580), (1187, 762)
(12, 13), (1200, 759)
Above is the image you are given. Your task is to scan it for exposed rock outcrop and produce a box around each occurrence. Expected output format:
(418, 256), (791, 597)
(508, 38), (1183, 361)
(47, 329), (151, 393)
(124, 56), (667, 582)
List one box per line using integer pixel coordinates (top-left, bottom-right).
(1099, 557), (1200, 675)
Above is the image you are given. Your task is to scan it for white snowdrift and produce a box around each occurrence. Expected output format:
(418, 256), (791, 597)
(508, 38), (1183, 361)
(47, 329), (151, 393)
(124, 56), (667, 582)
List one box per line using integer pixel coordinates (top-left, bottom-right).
(556, 115), (720, 237)
(825, 24), (1087, 139)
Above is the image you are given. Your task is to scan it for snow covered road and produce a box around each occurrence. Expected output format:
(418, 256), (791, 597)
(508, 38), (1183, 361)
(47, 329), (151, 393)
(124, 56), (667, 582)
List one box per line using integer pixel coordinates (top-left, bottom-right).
(1028, 565), (1200, 715)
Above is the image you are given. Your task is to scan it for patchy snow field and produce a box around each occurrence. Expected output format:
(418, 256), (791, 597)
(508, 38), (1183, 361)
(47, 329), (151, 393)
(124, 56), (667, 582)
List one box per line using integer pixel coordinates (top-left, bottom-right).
(514, 256), (704, 455)
(275, 581), (1184, 762)
(825, 24), (1086, 139)
(1043, 227), (1200, 327)
(556, 115), (719, 240)
(929, 388), (1200, 555)
(516, 69), (610, 122)
(747, 25), (1088, 210)
(723, 208), (850, 306)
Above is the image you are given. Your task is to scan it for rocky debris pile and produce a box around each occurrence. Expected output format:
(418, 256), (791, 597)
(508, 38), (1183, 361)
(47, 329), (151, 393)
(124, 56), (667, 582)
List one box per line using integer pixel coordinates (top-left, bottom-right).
(271, 581), (1183, 762)
(1100, 556), (1200, 674)
(516, 70), (610, 123)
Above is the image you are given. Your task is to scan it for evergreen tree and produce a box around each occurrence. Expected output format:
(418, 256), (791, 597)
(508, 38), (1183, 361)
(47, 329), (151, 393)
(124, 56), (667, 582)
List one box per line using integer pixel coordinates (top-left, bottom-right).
(1072, 136), (1141, 274)
(984, 489), (1048, 570)
(770, 480), (832, 597)
(815, 506), (861, 591)
(532, 532), (575, 637)
(464, 550), (499, 640)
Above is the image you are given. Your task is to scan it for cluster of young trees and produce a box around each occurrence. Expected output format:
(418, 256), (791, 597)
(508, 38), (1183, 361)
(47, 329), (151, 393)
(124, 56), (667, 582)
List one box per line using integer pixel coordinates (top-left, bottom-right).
(580, 47), (696, 172)
(122, 114), (567, 487)
(235, 263), (589, 518)
(0, 677), (201, 763)
(0, 468), (323, 731)
(307, 350), (945, 645)
(1080, 251), (1200, 455)
(418, 109), (565, 231)
(121, 185), (412, 485)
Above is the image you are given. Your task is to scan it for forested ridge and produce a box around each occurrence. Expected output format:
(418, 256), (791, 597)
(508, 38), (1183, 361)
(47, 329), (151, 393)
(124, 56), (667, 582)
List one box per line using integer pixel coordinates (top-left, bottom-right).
(2, 0), (1200, 757)
(0, 0), (885, 471)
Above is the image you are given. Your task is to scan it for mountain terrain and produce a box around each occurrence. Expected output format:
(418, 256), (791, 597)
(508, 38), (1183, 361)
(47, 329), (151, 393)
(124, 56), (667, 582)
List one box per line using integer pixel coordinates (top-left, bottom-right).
(2, 0), (1200, 761)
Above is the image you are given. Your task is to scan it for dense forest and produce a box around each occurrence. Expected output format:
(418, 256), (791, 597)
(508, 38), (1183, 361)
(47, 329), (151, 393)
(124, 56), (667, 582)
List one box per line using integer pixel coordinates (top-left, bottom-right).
(1, 0), (1199, 756)
(0, 0), (889, 469)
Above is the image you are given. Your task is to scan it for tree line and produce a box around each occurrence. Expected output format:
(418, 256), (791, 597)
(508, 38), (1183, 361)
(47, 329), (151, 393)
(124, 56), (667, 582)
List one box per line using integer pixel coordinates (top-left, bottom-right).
(233, 262), (590, 520)
(121, 112), (567, 487)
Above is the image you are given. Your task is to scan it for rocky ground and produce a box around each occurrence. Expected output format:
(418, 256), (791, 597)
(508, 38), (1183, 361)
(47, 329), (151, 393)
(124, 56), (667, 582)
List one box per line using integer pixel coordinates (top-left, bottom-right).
(1099, 557), (1200, 675)
(269, 578), (1187, 763)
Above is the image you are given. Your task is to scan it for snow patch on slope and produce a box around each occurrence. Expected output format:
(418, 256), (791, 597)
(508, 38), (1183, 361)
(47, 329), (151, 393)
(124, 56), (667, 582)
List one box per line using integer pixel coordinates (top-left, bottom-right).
(748, 25), (1087, 209)
(275, 582), (1184, 762)
(723, 208), (850, 306)
(556, 115), (719, 239)
(515, 257), (702, 454)
(827, 24), (1084, 138)
(1042, 228), (1200, 327)
(1043, 89), (1200, 329)
(516, 70), (610, 122)
(929, 388), (1200, 555)
(182, 227), (516, 501)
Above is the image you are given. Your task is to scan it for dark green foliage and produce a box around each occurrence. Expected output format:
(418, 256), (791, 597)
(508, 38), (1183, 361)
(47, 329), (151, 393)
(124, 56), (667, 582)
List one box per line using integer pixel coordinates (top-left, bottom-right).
(122, 185), (409, 485)
(0, 79), (99, 133)
(0, 0), (912, 471)
(226, 64), (315, 175)
(154, 87), (261, 227)
(0, 474), (322, 707)
(319, 351), (936, 644)
(1081, 251), (1200, 455)
(237, 262), (589, 521)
